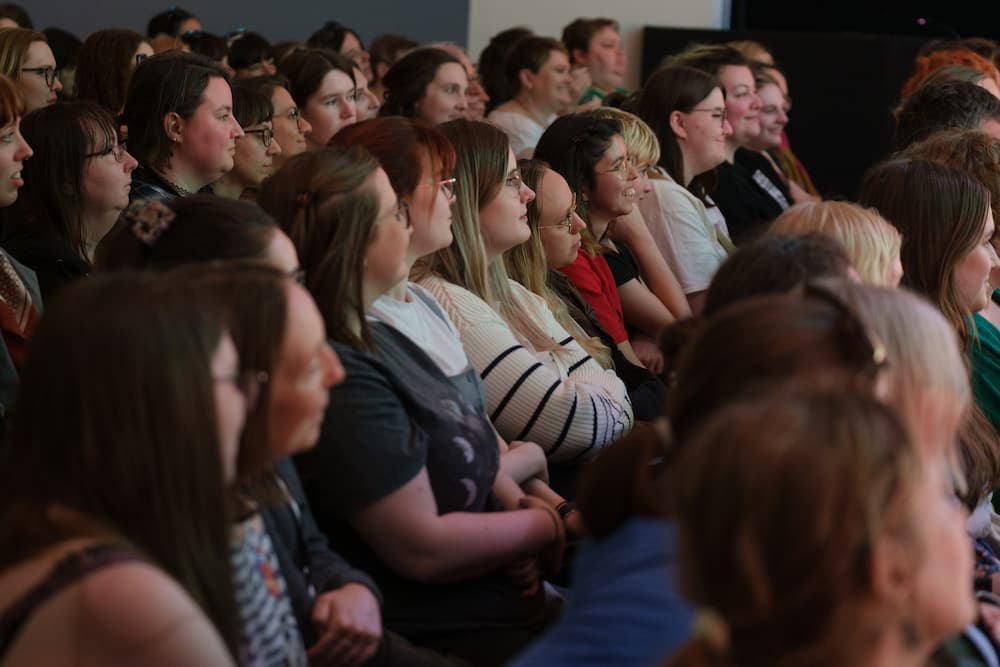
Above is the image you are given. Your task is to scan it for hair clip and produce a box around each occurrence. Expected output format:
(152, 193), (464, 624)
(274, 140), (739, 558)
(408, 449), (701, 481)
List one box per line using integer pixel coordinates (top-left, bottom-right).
(125, 199), (175, 246)
(570, 135), (583, 144)
(296, 191), (313, 208)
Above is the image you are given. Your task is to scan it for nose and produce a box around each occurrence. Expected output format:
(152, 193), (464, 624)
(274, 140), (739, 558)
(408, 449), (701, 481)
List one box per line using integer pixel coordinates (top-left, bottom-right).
(520, 183), (535, 204)
(298, 114), (313, 136)
(777, 107), (789, 124)
(722, 119), (734, 137)
(340, 99), (356, 119)
(455, 95), (467, 111)
(570, 211), (586, 233)
(123, 150), (138, 172)
(625, 159), (639, 181)
(750, 92), (762, 111)
(16, 135), (32, 161)
(321, 344), (346, 387)
(52, 74), (62, 92)
(268, 136), (282, 156)
(231, 117), (245, 138)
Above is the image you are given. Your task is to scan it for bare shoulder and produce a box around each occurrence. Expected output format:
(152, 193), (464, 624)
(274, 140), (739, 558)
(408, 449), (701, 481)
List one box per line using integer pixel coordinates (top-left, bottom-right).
(32, 561), (236, 667)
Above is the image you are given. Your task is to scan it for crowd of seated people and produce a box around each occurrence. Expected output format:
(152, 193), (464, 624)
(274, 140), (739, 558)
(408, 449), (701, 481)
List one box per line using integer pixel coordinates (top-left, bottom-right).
(2, 4), (1000, 665)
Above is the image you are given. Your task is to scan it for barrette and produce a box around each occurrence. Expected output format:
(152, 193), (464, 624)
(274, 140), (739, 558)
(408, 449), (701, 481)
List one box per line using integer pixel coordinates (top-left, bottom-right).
(124, 198), (175, 246)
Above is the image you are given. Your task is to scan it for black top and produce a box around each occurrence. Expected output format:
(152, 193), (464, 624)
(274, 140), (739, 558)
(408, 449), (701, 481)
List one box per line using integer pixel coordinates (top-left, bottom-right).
(0, 221), (88, 300)
(714, 149), (790, 245)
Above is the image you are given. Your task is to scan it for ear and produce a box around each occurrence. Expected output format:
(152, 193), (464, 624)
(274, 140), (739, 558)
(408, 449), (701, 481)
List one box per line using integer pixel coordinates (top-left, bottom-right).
(163, 111), (185, 144)
(669, 110), (688, 140)
(869, 536), (913, 608)
(571, 48), (587, 67)
(518, 67), (535, 92)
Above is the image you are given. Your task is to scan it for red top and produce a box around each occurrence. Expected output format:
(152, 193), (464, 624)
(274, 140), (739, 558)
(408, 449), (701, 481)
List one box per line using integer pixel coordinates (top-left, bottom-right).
(559, 250), (628, 343)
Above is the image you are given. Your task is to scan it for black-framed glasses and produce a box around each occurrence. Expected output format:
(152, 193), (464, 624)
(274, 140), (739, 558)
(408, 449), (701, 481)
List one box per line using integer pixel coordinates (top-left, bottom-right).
(283, 107), (304, 131)
(243, 126), (274, 147)
(690, 106), (729, 128)
(85, 142), (128, 163)
(215, 369), (269, 414)
(135, 53), (150, 66)
(803, 281), (888, 377)
(439, 177), (456, 200)
(21, 66), (57, 88)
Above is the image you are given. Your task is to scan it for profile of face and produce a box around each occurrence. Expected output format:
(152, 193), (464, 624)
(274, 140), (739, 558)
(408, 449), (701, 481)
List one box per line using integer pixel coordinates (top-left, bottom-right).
(674, 86), (732, 180)
(524, 50), (573, 113)
(405, 153), (454, 259)
(363, 167), (413, 298)
(451, 49), (489, 120)
(270, 86), (311, 168)
(579, 26), (626, 92)
(171, 77), (244, 183)
(480, 148), (535, 258)
(756, 83), (788, 150)
(339, 31), (372, 82)
(18, 41), (63, 112)
(0, 117), (32, 207)
(905, 457), (976, 645)
(536, 169), (585, 269)
(952, 208), (998, 314)
(231, 119), (281, 188)
(81, 135), (138, 220)
(352, 67), (380, 121)
(268, 282), (344, 458)
(585, 134), (638, 221)
(717, 64), (761, 148)
(415, 62), (468, 125)
(884, 252), (904, 288)
(303, 68), (357, 149)
(212, 332), (247, 484)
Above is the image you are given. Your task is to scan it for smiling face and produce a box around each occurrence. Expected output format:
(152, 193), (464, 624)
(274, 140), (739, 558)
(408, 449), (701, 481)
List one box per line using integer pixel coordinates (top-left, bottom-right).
(585, 134), (638, 222)
(303, 68), (357, 149)
(0, 118), (32, 207)
(536, 169), (586, 269)
(717, 64), (761, 148)
(415, 62), (468, 125)
(270, 86), (311, 169)
(18, 41), (62, 111)
(754, 83), (788, 150)
(231, 120), (281, 188)
(172, 77), (244, 185)
(952, 207), (998, 314)
(524, 49), (573, 113)
(352, 67), (381, 121)
(479, 148), (535, 259)
(674, 86), (733, 182)
(579, 26), (626, 92)
(267, 282), (344, 458)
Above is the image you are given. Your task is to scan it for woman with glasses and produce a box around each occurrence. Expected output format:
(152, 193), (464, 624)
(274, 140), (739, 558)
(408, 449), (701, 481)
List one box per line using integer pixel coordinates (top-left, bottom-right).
(669, 45), (789, 244)
(636, 65), (735, 315)
(239, 75), (312, 172)
(486, 37), (573, 158)
(414, 119), (633, 469)
(74, 29), (153, 116)
(1, 100), (136, 298)
(214, 83), (281, 201)
(0, 28), (61, 112)
(278, 48), (357, 150)
(0, 272), (247, 666)
(259, 146), (564, 666)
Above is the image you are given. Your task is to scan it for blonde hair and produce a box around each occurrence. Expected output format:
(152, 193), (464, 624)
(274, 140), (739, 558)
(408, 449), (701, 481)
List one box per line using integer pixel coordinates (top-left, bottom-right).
(419, 119), (563, 354)
(582, 106), (661, 167)
(769, 201), (902, 286)
(507, 159), (613, 367)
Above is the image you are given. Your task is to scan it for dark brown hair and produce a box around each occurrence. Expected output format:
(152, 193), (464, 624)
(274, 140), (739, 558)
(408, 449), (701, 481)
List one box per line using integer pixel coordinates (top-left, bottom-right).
(74, 29), (148, 115)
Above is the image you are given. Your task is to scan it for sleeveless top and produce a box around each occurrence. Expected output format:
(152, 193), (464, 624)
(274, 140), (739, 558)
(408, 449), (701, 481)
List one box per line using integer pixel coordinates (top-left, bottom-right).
(0, 543), (142, 658)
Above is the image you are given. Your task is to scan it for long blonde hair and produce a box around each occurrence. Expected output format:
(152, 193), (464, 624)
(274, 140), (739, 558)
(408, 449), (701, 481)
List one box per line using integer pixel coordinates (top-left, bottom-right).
(507, 159), (613, 367)
(418, 119), (563, 354)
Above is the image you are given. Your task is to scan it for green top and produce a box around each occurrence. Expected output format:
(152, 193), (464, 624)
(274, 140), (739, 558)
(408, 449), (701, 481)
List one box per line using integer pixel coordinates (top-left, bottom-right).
(970, 312), (1000, 436)
(578, 86), (629, 105)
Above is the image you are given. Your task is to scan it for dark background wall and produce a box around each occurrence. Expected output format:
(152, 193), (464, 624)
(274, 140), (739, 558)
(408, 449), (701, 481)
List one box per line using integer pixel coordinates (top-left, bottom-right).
(27, 0), (468, 47)
(641, 26), (926, 200)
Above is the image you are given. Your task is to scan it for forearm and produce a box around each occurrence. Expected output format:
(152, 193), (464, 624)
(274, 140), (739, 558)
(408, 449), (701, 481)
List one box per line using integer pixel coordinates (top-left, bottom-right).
(628, 239), (691, 319)
(499, 442), (549, 484)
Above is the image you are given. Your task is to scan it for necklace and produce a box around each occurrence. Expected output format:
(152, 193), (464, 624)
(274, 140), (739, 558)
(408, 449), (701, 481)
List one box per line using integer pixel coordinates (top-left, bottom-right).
(160, 173), (197, 197)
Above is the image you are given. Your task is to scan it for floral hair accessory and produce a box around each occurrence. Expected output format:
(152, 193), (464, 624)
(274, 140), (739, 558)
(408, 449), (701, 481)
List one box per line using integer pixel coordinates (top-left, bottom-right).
(124, 199), (175, 246)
